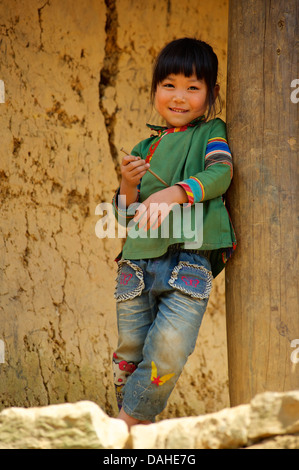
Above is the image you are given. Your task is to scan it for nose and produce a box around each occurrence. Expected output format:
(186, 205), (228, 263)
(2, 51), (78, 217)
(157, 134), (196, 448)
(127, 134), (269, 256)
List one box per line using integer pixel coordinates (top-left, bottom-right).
(173, 90), (186, 102)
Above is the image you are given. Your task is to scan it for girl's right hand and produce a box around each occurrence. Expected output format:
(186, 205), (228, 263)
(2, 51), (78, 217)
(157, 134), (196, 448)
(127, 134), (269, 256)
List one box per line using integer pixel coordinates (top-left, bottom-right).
(121, 155), (150, 187)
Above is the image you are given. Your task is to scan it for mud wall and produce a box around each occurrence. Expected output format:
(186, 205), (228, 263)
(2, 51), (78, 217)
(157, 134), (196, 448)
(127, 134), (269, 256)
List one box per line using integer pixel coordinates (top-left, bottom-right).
(0, 0), (229, 419)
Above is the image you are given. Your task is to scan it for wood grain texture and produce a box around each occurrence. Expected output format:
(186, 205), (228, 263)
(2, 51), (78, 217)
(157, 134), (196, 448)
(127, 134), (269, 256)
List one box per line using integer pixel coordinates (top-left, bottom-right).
(225, 0), (299, 406)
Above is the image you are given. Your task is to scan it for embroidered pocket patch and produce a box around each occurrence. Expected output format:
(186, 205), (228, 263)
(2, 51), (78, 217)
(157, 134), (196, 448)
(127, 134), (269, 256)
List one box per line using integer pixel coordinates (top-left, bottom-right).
(168, 261), (213, 299)
(114, 259), (145, 302)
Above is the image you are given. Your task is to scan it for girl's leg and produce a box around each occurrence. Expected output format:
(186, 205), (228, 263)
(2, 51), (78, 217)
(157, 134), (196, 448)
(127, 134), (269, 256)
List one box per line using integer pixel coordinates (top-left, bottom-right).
(113, 259), (153, 412)
(117, 407), (151, 429)
(113, 252), (212, 424)
(113, 291), (156, 412)
(121, 288), (209, 422)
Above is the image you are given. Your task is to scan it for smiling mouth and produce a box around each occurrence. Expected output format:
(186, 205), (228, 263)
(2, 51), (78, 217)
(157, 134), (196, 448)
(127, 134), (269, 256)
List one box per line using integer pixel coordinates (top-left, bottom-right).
(169, 107), (188, 113)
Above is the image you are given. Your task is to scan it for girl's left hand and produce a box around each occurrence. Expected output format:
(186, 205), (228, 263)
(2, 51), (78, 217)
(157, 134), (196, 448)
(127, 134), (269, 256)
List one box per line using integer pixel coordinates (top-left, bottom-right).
(133, 186), (188, 231)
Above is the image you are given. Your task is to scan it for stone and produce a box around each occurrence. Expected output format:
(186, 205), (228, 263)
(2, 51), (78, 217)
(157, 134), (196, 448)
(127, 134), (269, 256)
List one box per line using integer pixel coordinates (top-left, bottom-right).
(130, 404), (250, 449)
(0, 392), (299, 449)
(248, 391), (299, 442)
(0, 401), (129, 449)
(131, 390), (299, 449)
(247, 434), (299, 449)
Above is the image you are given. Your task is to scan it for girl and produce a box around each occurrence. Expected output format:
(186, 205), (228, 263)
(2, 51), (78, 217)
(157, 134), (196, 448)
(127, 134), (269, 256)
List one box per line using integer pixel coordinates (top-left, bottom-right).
(112, 37), (236, 428)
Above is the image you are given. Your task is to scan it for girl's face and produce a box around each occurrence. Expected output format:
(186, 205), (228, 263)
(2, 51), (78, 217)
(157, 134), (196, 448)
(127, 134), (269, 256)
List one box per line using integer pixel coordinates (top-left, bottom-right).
(154, 73), (209, 128)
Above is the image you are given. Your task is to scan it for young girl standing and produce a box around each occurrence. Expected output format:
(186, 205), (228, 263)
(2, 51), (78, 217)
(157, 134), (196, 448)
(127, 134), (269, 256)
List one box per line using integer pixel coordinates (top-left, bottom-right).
(112, 37), (236, 428)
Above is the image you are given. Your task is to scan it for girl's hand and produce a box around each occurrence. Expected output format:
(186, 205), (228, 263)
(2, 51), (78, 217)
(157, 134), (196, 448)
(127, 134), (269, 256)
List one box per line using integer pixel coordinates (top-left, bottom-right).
(134, 186), (188, 231)
(121, 154), (150, 187)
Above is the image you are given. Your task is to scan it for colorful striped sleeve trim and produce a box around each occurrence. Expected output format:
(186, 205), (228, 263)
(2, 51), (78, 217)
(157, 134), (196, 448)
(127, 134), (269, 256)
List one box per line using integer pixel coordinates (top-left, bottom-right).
(176, 177), (204, 205)
(205, 137), (233, 177)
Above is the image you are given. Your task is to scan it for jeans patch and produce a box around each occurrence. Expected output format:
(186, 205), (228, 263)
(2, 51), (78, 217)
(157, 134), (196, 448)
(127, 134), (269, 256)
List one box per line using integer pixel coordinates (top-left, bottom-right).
(114, 259), (145, 302)
(168, 260), (213, 299)
(113, 352), (138, 410)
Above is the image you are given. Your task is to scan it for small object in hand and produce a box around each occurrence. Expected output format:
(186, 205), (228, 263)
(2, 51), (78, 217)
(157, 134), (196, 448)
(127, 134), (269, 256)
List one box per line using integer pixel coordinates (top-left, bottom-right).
(120, 147), (169, 187)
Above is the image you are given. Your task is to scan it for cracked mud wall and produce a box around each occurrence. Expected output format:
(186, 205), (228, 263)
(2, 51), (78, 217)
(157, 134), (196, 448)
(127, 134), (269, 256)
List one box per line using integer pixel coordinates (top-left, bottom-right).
(0, 0), (229, 419)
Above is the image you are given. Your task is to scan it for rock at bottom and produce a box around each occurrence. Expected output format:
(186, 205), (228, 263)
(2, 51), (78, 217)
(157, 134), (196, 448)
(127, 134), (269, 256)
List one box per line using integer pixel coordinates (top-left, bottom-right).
(0, 400), (129, 449)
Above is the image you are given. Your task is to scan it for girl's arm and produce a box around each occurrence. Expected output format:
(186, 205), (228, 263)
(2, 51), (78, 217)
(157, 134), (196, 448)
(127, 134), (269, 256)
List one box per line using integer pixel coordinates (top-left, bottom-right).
(112, 153), (148, 228)
(134, 185), (188, 231)
(176, 120), (233, 205)
(119, 154), (150, 207)
(135, 120), (233, 231)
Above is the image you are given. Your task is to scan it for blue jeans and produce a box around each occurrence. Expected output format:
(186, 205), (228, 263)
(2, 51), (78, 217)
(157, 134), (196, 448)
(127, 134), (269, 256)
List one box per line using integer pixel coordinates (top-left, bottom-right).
(113, 247), (213, 422)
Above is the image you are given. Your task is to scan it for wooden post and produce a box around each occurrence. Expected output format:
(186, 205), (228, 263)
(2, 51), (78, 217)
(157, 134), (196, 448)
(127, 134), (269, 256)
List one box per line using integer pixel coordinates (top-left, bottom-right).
(225, 0), (299, 406)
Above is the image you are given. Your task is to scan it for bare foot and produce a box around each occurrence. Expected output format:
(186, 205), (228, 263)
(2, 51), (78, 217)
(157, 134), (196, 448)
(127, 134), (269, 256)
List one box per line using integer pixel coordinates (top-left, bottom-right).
(118, 407), (152, 430)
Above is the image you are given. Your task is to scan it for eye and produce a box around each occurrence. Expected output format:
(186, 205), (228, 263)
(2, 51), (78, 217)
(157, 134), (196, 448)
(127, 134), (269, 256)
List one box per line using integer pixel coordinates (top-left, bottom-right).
(188, 86), (200, 91)
(163, 83), (174, 88)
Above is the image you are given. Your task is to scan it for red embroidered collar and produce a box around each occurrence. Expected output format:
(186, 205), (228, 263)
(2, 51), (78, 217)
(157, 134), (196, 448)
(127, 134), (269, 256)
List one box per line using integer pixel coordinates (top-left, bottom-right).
(145, 115), (205, 163)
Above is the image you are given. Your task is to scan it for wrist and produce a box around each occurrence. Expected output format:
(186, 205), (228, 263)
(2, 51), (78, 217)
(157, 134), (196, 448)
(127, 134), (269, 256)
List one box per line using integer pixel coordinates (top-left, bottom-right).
(169, 184), (189, 204)
(120, 179), (137, 192)
(119, 180), (139, 207)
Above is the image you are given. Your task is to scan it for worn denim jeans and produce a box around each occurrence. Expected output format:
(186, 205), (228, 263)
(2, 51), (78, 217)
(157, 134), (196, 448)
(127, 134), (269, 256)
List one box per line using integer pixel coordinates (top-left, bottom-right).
(112, 247), (213, 422)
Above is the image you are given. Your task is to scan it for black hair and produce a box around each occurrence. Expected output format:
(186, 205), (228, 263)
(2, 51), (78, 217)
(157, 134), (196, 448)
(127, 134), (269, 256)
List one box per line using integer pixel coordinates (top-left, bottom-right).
(151, 37), (221, 119)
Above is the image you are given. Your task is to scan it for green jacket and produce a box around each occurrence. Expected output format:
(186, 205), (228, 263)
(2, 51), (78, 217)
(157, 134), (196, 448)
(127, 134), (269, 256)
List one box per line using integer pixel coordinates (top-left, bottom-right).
(113, 117), (236, 277)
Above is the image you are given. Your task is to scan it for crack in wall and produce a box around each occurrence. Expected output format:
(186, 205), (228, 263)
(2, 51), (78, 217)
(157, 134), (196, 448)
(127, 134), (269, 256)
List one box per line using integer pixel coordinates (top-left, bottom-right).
(37, 0), (50, 51)
(99, 0), (121, 181)
(166, 0), (172, 27)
